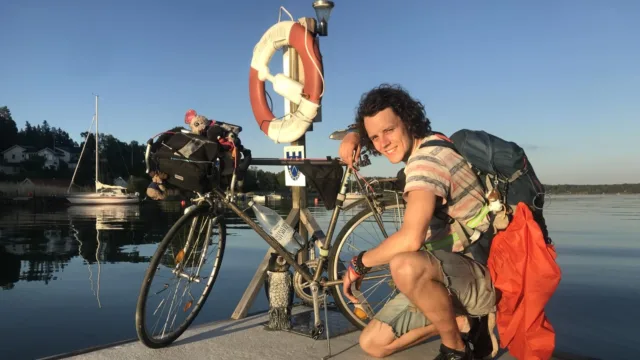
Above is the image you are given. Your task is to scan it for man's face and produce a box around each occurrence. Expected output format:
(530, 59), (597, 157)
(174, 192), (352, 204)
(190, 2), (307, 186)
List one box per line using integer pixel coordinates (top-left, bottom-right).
(364, 107), (413, 164)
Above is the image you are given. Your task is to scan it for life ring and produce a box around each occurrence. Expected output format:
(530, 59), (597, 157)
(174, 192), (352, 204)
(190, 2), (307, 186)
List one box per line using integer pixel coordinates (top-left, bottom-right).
(249, 20), (324, 143)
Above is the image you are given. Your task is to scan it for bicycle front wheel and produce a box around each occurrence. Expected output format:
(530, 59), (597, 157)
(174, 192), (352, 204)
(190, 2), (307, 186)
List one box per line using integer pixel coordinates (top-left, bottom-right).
(328, 200), (405, 329)
(135, 203), (226, 348)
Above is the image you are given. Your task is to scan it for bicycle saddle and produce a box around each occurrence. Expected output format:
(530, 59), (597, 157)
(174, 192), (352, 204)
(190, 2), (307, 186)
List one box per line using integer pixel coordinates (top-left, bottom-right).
(329, 124), (358, 140)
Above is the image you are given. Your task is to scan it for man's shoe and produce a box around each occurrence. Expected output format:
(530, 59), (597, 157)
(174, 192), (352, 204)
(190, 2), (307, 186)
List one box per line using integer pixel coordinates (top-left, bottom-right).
(467, 313), (499, 359)
(433, 342), (473, 360)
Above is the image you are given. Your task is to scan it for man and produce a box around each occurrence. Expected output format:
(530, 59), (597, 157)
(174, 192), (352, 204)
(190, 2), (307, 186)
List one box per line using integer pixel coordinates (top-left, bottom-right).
(339, 84), (497, 360)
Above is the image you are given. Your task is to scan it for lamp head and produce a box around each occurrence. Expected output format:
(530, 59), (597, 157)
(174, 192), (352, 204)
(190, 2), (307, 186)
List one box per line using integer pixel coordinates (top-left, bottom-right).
(312, 0), (334, 36)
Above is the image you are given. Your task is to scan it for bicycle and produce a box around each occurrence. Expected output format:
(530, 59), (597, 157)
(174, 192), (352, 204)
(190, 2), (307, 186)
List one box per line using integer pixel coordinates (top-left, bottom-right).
(135, 130), (407, 349)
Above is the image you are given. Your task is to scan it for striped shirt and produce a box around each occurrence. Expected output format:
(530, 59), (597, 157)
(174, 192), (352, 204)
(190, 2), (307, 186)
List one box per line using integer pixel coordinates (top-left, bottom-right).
(403, 135), (490, 251)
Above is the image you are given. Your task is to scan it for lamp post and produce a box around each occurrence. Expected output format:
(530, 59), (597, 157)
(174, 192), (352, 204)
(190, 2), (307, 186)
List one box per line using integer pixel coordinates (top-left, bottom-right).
(312, 0), (334, 36)
(232, 1), (338, 328)
(284, 0), (335, 215)
(284, 0), (334, 249)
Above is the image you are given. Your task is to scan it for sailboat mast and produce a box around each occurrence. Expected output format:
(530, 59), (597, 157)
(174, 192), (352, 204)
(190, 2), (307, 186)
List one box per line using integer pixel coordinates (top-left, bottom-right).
(95, 95), (99, 191)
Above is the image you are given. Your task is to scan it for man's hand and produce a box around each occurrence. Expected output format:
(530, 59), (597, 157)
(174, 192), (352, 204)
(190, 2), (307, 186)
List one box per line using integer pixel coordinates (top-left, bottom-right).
(343, 260), (364, 304)
(339, 132), (362, 169)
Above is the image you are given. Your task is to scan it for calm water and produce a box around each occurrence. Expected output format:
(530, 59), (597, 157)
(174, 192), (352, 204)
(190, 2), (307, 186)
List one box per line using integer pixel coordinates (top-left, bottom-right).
(0, 195), (638, 360)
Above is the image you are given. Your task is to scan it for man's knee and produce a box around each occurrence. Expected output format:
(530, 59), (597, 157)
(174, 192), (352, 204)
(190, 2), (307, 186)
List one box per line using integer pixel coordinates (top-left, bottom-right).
(359, 320), (396, 358)
(389, 252), (441, 291)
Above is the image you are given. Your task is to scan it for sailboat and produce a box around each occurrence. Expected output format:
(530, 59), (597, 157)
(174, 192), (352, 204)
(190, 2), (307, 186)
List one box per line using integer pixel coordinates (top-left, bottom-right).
(66, 95), (140, 205)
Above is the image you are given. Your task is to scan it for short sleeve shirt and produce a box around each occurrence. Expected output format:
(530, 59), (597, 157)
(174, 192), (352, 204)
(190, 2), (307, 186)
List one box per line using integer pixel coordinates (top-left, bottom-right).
(403, 135), (490, 251)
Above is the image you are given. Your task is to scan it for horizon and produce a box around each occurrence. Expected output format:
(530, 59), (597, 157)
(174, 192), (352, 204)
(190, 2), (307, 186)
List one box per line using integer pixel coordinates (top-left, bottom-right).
(2, 1), (639, 185)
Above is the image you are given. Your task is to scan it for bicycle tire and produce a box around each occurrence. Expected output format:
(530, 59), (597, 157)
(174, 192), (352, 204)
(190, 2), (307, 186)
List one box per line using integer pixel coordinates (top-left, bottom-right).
(328, 200), (405, 329)
(135, 203), (226, 348)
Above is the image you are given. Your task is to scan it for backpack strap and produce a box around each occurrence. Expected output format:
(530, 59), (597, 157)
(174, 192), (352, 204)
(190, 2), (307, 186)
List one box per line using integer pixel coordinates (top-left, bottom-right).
(419, 132), (459, 153)
(419, 132), (488, 259)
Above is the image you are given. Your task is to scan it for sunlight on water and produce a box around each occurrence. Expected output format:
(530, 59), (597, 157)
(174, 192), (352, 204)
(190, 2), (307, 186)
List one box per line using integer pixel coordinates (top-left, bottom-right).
(0, 194), (638, 359)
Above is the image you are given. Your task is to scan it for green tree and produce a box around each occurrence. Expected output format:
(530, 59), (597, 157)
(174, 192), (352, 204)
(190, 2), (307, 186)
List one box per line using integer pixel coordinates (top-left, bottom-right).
(0, 106), (18, 151)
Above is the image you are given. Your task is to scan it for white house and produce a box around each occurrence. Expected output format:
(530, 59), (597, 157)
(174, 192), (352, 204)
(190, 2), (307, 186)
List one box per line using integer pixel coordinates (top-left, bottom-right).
(2, 145), (37, 164)
(36, 148), (60, 170)
(1, 145), (81, 172)
(54, 147), (80, 170)
(54, 148), (72, 163)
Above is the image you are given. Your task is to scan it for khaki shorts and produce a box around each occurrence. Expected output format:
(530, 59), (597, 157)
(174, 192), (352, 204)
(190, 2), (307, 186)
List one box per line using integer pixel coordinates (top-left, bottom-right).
(374, 249), (496, 338)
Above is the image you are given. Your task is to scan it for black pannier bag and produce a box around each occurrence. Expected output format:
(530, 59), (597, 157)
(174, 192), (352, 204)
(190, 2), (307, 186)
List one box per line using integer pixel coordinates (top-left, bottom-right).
(149, 131), (221, 194)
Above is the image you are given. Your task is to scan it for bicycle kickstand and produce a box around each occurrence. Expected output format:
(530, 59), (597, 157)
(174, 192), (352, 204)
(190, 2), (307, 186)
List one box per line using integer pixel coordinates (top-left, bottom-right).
(321, 289), (332, 360)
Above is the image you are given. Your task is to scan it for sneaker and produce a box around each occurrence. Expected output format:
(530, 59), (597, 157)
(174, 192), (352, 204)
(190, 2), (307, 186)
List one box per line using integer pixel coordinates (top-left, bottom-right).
(467, 313), (499, 359)
(433, 342), (473, 360)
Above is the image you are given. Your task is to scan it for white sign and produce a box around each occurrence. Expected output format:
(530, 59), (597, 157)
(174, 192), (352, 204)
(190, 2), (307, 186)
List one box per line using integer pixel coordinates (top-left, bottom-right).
(284, 145), (306, 187)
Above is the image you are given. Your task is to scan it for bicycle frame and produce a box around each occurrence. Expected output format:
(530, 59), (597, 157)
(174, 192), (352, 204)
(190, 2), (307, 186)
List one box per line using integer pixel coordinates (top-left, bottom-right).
(230, 165), (392, 272)
(206, 163), (386, 337)
(167, 164), (382, 286)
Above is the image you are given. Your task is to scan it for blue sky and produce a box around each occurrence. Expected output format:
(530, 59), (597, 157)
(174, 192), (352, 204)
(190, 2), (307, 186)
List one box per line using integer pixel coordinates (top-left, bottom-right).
(1, 0), (638, 185)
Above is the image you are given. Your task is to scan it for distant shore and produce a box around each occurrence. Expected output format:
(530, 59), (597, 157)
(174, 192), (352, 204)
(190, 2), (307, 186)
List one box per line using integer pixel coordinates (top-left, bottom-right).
(544, 183), (639, 195)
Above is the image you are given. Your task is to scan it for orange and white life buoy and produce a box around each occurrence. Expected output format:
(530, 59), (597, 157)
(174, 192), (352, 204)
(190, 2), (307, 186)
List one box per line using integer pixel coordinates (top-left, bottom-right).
(249, 20), (324, 143)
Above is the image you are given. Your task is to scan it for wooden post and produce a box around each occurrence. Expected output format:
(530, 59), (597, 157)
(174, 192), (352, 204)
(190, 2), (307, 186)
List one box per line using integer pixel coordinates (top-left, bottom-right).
(231, 17), (318, 320)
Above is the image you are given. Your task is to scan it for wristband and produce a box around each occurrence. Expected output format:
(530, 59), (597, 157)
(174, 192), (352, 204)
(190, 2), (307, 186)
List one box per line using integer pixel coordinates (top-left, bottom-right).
(350, 251), (371, 276)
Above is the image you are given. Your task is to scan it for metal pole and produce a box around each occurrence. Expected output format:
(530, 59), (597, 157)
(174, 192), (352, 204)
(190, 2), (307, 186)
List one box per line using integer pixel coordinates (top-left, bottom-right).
(286, 32), (308, 258)
(95, 95), (99, 191)
(67, 116), (96, 193)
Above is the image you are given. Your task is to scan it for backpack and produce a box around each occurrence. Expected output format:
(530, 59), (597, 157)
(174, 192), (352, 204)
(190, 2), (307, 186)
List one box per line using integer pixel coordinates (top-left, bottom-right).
(419, 129), (551, 256)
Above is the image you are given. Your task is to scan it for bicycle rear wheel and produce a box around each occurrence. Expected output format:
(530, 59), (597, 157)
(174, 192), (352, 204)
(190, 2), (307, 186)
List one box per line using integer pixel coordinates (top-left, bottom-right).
(135, 203), (226, 348)
(328, 200), (405, 329)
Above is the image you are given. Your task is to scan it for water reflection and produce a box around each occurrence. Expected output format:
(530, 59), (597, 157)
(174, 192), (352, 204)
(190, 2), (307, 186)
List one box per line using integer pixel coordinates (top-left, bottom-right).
(68, 205), (139, 308)
(0, 217), (75, 290)
(0, 203), (184, 291)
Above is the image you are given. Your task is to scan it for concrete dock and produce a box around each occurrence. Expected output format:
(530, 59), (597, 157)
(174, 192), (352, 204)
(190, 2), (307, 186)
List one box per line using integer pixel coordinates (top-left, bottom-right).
(40, 306), (517, 360)
(41, 307), (594, 360)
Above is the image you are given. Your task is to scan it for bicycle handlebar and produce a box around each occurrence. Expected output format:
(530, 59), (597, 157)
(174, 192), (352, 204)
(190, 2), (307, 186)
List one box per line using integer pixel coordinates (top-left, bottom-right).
(248, 158), (345, 166)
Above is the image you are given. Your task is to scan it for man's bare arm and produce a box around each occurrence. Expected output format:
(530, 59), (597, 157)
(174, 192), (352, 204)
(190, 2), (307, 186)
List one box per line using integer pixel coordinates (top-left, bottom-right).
(361, 189), (437, 268)
(339, 132), (361, 168)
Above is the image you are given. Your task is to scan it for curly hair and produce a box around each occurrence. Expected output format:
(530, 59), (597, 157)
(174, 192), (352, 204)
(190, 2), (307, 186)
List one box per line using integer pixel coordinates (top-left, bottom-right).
(355, 84), (432, 156)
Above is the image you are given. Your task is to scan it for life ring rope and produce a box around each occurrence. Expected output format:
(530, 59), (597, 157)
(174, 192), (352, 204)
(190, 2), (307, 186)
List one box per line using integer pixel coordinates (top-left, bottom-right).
(300, 19), (325, 98)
